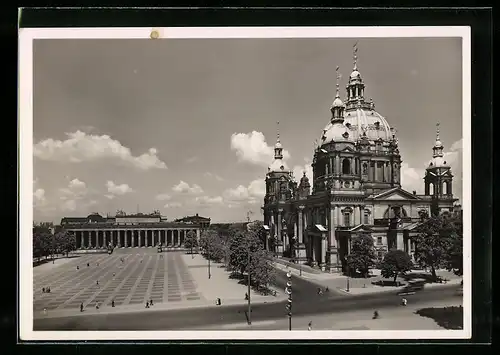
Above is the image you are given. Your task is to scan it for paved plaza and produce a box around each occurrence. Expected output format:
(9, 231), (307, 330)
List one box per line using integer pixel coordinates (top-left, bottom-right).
(33, 249), (281, 318)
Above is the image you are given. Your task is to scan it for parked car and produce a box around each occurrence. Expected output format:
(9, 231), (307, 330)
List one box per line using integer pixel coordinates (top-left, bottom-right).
(398, 278), (426, 295)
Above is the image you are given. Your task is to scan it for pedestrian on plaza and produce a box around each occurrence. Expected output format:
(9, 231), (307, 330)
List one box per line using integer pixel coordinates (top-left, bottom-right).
(308, 321), (312, 331)
(145, 301), (150, 308)
(46, 287), (51, 293)
(245, 292), (249, 300)
(87, 263), (90, 267)
(401, 298), (407, 306)
(42, 287), (45, 293)
(96, 302), (99, 310)
(113, 272), (116, 277)
(216, 298), (221, 306)
(373, 310), (379, 319)
(96, 280), (99, 286)
(150, 299), (154, 306)
(111, 300), (115, 307)
(80, 303), (84, 312)
(325, 286), (329, 292)
(77, 266), (79, 270)
(43, 308), (47, 315)
(317, 287), (323, 295)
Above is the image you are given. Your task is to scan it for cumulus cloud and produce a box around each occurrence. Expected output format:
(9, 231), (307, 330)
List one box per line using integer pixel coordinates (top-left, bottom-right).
(203, 172), (225, 181)
(195, 196), (224, 205)
(106, 180), (134, 196)
(224, 178), (265, 205)
(401, 163), (425, 194)
(230, 131), (290, 166)
(34, 130), (167, 170)
(164, 202), (182, 208)
(155, 193), (172, 201)
(58, 178), (90, 212)
(172, 180), (203, 194)
(33, 187), (47, 208)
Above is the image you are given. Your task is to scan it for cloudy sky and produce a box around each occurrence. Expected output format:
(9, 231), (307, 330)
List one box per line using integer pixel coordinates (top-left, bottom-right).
(32, 37), (463, 224)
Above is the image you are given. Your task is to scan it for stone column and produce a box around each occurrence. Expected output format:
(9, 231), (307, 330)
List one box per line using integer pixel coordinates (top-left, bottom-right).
(321, 235), (327, 269)
(174, 230), (178, 246)
(80, 232), (84, 249)
(348, 237), (352, 254)
(335, 155), (340, 174)
(196, 228), (201, 243)
(353, 206), (359, 226)
(350, 158), (355, 174)
(330, 206), (336, 248)
(277, 209), (283, 241)
(298, 207), (304, 243)
(330, 157), (334, 174)
(397, 231), (404, 250)
(124, 231), (128, 248)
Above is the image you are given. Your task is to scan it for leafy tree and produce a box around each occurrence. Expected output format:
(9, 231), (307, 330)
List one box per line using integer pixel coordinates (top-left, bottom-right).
(184, 230), (198, 254)
(413, 216), (458, 280)
(248, 248), (275, 292)
(444, 215), (463, 276)
(33, 228), (52, 261)
(55, 230), (76, 257)
(247, 220), (267, 247)
(346, 233), (376, 277)
(380, 249), (413, 284)
(228, 230), (262, 276)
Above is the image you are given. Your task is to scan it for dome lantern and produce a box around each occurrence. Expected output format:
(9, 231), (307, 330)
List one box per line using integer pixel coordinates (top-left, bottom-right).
(269, 121), (289, 173)
(330, 66), (345, 122)
(346, 42), (367, 107)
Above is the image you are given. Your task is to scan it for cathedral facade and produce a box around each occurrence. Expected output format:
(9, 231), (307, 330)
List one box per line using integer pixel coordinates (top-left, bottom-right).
(262, 49), (459, 273)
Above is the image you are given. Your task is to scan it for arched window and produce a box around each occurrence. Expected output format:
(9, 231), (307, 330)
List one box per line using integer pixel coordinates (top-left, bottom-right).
(429, 183), (434, 195)
(364, 212), (370, 225)
(342, 158), (351, 175)
(343, 212), (351, 227)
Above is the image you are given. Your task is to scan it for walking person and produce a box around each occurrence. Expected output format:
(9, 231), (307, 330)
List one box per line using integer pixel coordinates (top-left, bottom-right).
(42, 287), (45, 294)
(80, 303), (84, 312)
(150, 299), (154, 306)
(111, 299), (115, 307)
(96, 301), (99, 310)
(308, 321), (312, 331)
(145, 301), (150, 308)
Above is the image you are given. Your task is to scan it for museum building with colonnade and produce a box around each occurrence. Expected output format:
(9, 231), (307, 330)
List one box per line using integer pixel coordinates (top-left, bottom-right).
(60, 212), (210, 250)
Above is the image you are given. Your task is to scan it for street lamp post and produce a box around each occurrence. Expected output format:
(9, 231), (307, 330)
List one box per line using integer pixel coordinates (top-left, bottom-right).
(285, 272), (292, 330)
(346, 263), (350, 292)
(247, 248), (252, 325)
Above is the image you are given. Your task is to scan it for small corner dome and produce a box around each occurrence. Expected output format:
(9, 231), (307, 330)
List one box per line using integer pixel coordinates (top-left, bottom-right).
(428, 156), (448, 168)
(331, 97), (344, 108)
(274, 141), (283, 149)
(350, 70), (361, 79)
(269, 159), (288, 172)
(300, 171), (309, 183)
(320, 122), (354, 144)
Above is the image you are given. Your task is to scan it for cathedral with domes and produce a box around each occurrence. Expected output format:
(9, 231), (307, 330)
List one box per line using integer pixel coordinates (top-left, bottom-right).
(262, 46), (460, 273)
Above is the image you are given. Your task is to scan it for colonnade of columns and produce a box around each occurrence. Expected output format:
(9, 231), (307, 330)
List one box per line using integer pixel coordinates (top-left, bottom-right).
(71, 228), (201, 249)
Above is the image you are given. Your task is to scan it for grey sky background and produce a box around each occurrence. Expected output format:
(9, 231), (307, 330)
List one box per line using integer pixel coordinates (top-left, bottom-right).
(32, 37), (463, 223)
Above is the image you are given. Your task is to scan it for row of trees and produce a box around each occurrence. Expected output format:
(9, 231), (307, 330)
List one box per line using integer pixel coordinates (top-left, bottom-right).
(346, 214), (463, 281)
(33, 223), (76, 261)
(184, 222), (275, 294)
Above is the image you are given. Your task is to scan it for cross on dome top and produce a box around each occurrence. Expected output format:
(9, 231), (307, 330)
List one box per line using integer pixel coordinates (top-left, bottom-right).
(353, 42), (358, 70)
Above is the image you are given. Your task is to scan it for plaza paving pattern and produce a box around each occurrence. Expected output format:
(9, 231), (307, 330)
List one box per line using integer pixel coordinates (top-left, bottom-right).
(33, 250), (203, 313)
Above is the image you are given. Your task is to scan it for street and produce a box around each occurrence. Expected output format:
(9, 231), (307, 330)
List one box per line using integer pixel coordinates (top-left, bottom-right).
(33, 268), (461, 330)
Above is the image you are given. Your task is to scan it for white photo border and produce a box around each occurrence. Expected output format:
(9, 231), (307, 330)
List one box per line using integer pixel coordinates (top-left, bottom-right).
(19, 26), (472, 341)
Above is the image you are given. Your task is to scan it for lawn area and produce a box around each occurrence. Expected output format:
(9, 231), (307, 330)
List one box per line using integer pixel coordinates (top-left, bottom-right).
(415, 306), (464, 330)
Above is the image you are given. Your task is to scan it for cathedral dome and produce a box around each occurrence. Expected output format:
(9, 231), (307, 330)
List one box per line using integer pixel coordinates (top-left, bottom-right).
(320, 107), (393, 145)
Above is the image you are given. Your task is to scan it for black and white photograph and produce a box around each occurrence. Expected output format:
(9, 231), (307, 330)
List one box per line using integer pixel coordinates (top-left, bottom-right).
(19, 26), (471, 340)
